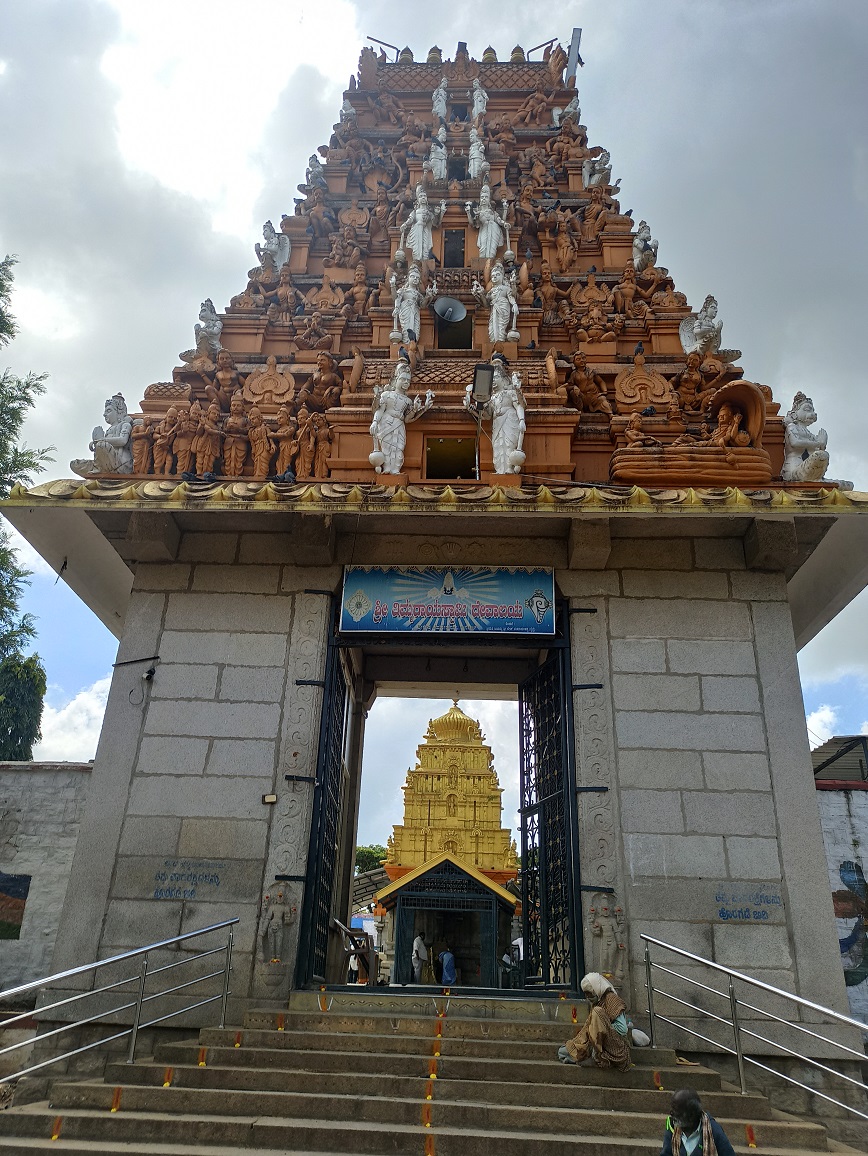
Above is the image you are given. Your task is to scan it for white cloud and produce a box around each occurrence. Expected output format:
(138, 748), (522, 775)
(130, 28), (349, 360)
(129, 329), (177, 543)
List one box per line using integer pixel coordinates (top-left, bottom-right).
(33, 674), (111, 761)
(806, 704), (839, 749)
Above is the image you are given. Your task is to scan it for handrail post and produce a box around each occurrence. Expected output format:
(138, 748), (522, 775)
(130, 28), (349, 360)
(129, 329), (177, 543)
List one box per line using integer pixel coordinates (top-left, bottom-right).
(219, 927), (234, 1029)
(644, 945), (656, 1048)
(728, 976), (747, 1094)
(127, 956), (149, 1064)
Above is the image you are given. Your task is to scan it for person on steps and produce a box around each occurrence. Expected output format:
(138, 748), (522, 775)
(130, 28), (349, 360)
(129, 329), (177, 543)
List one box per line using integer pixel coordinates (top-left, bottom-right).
(660, 1088), (736, 1156)
(438, 944), (457, 986)
(557, 972), (631, 1071)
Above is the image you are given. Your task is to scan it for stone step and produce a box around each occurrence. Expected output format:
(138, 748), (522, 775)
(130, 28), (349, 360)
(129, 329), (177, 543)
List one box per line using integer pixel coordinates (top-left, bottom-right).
(152, 1041), (724, 1089)
(285, 990), (588, 1025)
(44, 1081), (826, 1148)
(0, 1104), (836, 1155)
(245, 1007), (594, 1042)
(104, 1059), (774, 1118)
(0, 1140), (351, 1156)
(200, 1023), (654, 1062)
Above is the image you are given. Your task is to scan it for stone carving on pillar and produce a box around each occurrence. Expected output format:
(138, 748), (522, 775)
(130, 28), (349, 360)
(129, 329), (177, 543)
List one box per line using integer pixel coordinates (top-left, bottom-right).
(472, 261), (520, 346)
(71, 394), (134, 477)
(400, 185), (446, 263)
(679, 294), (741, 364)
(568, 599), (630, 995)
(369, 350), (434, 475)
(259, 885), (297, 963)
(782, 392), (852, 488)
(588, 894), (627, 987)
(465, 184), (508, 259)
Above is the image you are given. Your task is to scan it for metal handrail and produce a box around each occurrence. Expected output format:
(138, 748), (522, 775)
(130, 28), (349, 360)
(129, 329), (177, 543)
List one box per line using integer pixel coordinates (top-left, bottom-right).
(641, 933), (868, 1123)
(0, 918), (237, 1084)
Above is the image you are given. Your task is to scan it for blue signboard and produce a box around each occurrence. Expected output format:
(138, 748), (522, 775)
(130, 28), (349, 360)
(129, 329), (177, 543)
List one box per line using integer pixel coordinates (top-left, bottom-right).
(340, 567), (555, 635)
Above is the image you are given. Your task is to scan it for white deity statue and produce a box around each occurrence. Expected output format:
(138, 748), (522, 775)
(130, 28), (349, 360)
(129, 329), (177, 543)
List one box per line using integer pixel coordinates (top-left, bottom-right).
(71, 394), (134, 477)
(466, 126), (487, 180)
(255, 220), (290, 277)
(305, 153), (327, 190)
(194, 298), (223, 360)
(432, 76), (448, 122)
(679, 294), (741, 363)
(582, 148), (611, 189)
(472, 261), (520, 345)
(464, 357), (526, 474)
(427, 126), (448, 181)
(340, 96), (357, 123)
(369, 353), (435, 475)
(781, 392), (851, 488)
(399, 184), (446, 262)
(632, 220), (659, 273)
(466, 184), (509, 259)
(471, 77), (488, 123)
(391, 263), (437, 343)
(554, 91), (581, 126)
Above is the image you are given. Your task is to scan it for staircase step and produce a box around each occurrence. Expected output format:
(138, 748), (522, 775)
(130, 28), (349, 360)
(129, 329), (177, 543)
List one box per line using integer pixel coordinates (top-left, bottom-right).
(103, 1059), (773, 1118)
(244, 1008), (595, 1042)
(43, 1081), (828, 1148)
(0, 1105), (838, 1156)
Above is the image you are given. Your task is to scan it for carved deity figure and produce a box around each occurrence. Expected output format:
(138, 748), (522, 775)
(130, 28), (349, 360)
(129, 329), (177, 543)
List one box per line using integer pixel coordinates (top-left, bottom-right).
(589, 899), (626, 985)
(582, 148), (611, 189)
(535, 261), (570, 325)
(171, 404), (196, 476)
(679, 294), (741, 364)
(256, 220), (290, 279)
(391, 264), (436, 344)
(471, 77), (488, 124)
(294, 312), (334, 351)
(624, 413), (662, 448)
(192, 402), (223, 476)
(202, 349), (245, 412)
(221, 392), (249, 477)
(152, 406), (179, 475)
(311, 413), (332, 478)
(272, 406), (298, 479)
(268, 266), (306, 320)
(295, 351), (343, 412)
(71, 394), (134, 477)
(369, 352), (434, 475)
(323, 225), (363, 269)
(472, 261), (520, 346)
(516, 81), (550, 126)
(193, 299), (223, 360)
(566, 351), (612, 416)
(466, 184), (509, 260)
(432, 76), (448, 122)
(632, 220), (659, 273)
(130, 417), (152, 475)
(782, 392), (831, 483)
(467, 126), (487, 180)
(400, 185), (446, 263)
(427, 125), (448, 181)
(465, 356), (526, 474)
(341, 264), (371, 320)
(259, 887), (295, 963)
(670, 351), (720, 413)
(247, 406), (275, 478)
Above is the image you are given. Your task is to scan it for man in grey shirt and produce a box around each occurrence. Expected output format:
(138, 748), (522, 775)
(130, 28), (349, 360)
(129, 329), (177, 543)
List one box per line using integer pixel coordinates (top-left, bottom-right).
(411, 932), (428, 983)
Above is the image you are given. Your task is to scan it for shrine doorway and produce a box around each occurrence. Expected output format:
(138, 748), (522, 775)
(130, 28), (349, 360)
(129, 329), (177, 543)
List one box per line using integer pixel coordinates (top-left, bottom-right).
(295, 602), (585, 993)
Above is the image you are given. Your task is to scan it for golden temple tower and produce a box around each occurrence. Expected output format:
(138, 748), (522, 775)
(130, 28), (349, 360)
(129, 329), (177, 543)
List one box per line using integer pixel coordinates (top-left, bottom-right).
(384, 702), (517, 887)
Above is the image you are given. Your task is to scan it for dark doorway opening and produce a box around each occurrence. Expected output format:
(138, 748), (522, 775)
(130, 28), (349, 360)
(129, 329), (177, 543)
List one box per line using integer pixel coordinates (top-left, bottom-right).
(448, 156), (467, 181)
(435, 313), (473, 350)
(425, 437), (476, 480)
(443, 229), (466, 267)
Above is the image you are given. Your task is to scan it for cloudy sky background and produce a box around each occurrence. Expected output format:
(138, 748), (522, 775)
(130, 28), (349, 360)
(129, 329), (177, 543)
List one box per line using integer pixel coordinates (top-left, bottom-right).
(1, 1), (867, 830)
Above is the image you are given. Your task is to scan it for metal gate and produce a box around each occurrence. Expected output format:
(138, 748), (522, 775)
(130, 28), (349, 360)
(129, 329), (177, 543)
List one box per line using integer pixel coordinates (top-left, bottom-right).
(519, 643), (582, 989)
(296, 611), (350, 986)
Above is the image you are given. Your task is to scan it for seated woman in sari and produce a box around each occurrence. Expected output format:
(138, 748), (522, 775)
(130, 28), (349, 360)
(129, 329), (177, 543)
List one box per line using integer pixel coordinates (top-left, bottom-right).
(557, 972), (631, 1071)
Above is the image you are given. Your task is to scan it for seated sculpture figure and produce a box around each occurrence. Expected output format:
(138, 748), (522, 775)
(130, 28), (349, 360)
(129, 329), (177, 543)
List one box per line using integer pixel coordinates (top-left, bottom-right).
(294, 312), (334, 351)
(632, 221), (658, 273)
(781, 392), (842, 484)
(71, 394), (133, 477)
(679, 294), (742, 364)
(193, 299), (222, 360)
(295, 351), (343, 413)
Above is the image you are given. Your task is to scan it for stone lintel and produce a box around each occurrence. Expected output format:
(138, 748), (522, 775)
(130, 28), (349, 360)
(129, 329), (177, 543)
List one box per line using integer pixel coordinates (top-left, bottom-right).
(122, 512), (181, 562)
(293, 515), (336, 565)
(567, 517), (611, 570)
(743, 516), (797, 572)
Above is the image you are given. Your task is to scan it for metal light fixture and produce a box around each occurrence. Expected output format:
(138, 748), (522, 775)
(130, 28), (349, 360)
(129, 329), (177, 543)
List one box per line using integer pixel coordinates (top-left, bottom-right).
(471, 362), (494, 403)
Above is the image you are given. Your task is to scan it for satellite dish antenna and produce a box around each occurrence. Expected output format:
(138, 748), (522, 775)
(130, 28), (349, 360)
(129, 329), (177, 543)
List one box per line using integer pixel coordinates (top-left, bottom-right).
(432, 296), (467, 324)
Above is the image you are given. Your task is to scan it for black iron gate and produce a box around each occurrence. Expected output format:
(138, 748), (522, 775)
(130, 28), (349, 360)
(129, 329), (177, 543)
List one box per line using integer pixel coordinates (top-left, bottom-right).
(296, 609), (350, 986)
(519, 640), (582, 989)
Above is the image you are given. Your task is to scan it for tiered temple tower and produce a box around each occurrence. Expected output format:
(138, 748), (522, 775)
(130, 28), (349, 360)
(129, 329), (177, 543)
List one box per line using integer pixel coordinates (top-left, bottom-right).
(383, 701), (517, 885)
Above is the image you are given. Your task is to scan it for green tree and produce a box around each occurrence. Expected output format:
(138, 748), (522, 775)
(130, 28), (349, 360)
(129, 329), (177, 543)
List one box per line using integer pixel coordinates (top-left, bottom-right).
(354, 844), (388, 875)
(0, 255), (54, 752)
(0, 653), (46, 760)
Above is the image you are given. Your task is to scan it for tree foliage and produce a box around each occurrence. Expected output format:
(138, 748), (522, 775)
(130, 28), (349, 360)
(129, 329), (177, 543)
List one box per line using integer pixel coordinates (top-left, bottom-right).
(354, 844), (388, 875)
(0, 653), (46, 760)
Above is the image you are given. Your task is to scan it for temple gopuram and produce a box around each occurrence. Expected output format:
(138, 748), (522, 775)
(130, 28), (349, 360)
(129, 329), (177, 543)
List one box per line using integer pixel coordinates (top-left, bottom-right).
(4, 35), (868, 1110)
(374, 702), (518, 986)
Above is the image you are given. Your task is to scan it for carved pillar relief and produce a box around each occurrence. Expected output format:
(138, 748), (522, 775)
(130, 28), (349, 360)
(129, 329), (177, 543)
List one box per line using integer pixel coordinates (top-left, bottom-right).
(569, 597), (630, 996)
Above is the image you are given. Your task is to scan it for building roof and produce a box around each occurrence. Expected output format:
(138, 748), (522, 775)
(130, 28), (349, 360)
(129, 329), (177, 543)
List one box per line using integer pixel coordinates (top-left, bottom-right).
(375, 850), (518, 908)
(812, 735), (868, 787)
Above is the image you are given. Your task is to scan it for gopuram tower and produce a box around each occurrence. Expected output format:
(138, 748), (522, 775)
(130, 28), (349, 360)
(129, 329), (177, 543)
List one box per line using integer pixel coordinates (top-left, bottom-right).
(5, 35), (868, 1052)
